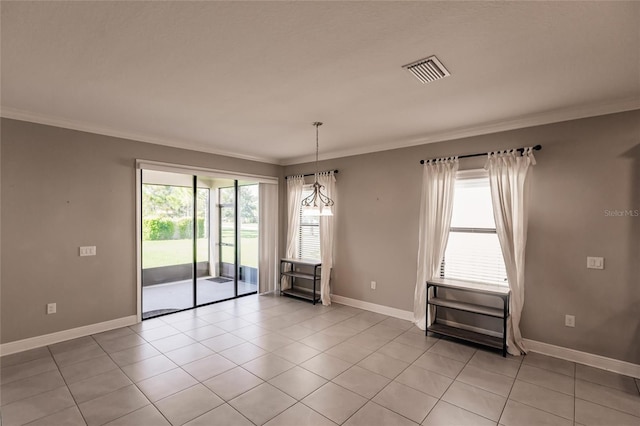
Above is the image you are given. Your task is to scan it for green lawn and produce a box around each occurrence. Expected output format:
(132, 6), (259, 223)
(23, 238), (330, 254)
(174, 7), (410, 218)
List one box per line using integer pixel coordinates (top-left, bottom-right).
(143, 233), (258, 269)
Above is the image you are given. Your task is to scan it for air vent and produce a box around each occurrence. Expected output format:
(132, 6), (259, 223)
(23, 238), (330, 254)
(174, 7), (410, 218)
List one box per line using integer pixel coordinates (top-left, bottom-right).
(403, 55), (450, 84)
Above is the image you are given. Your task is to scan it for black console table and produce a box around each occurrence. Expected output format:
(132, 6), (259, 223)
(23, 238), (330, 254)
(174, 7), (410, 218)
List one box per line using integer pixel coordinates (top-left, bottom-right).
(426, 278), (510, 357)
(279, 258), (322, 304)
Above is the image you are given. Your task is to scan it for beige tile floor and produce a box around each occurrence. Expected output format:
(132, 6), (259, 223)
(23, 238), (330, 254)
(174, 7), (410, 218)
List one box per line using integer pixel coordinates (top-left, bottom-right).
(1, 294), (639, 426)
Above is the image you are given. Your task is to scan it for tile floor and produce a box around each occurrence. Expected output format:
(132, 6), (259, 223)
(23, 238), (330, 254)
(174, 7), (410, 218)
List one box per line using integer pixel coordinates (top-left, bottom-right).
(1, 294), (639, 426)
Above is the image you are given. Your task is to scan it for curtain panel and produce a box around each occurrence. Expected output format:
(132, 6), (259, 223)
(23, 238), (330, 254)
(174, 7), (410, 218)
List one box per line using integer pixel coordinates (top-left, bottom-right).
(414, 158), (458, 330)
(283, 176), (304, 290)
(258, 183), (278, 294)
(485, 148), (536, 355)
(318, 171), (336, 306)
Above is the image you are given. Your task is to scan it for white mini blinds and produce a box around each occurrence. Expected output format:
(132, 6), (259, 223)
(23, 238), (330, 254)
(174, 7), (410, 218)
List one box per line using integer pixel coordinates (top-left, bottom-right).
(442, 171), (508, 286)
(299, 186), (321, 261)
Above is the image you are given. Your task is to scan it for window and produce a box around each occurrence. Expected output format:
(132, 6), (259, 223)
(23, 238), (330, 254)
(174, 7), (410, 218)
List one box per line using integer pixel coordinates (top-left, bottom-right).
(442, 170), (508, 286)
(299, 187), (321, 260)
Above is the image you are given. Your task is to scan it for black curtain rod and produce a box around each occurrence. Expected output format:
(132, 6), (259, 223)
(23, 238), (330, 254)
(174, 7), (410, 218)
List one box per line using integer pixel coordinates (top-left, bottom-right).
(419, 145), (542, 164)
(285, 170), (339, 179)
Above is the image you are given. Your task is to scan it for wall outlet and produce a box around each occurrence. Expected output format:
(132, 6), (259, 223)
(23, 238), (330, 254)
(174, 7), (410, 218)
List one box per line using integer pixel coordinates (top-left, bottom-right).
(79, 246), (96, 256)
(565, 314), (575, 327)
(47, 303), (57, 314)
(370, 281), (376, 290)
(586, 256), (604, 269)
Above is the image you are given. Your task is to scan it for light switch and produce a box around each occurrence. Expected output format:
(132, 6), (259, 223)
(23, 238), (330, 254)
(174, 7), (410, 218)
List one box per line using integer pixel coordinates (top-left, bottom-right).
(587, 256), (604, 270)
(79, 246), (96, 256)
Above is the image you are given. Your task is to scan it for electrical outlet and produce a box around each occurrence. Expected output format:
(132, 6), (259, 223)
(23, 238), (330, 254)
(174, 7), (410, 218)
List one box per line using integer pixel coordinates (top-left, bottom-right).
(370, 281), (376, 290)
(79, 246), (96, 257)
(565, 314), (575, 327)
(47, 303), (57, 314)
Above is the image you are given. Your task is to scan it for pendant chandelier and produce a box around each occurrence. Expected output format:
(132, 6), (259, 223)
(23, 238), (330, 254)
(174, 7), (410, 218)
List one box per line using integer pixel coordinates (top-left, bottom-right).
(301, 122), (334, 216)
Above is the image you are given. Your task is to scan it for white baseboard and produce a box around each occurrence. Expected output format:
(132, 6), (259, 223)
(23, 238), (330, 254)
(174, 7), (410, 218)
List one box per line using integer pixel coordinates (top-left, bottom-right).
(0, 315), (138, 356)
(330, 294), (414, 322)
(329, 294), (640, 379)
(524, 339), (640, 379)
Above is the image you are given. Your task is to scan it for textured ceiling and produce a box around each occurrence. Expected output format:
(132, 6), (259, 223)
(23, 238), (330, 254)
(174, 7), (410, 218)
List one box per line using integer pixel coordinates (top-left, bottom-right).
(1, 1), (639, 164)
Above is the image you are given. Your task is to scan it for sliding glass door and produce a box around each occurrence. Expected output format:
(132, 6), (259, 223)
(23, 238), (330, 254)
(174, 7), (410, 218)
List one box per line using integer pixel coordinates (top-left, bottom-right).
(141, 171), (258, 319)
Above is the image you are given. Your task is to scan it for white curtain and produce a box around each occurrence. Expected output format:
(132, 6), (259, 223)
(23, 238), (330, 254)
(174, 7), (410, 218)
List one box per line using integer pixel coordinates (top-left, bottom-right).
(485, 148), (536, 355)
(283, 176), (304, 290)
(414, 158), (458, 330)
(258, 183), (278, 294)
(318, 171), (336, 306)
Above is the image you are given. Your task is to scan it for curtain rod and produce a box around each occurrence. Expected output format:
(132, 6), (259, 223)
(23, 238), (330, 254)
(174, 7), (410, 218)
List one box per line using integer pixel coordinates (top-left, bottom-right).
(285, 170), (339, 179)
(419, 145), (542, 164)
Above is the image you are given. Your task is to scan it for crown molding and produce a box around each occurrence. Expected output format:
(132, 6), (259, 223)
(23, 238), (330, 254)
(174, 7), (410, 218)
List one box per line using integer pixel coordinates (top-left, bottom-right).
(0, 107), (280, 165)
(3, 98), (638, 167)
(281, 97), (640, 165)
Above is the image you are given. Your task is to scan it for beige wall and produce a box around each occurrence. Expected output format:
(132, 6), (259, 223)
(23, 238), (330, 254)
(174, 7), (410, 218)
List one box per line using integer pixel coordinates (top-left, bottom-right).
(284, 110), (640, 364)
(0, 119), (281, 344)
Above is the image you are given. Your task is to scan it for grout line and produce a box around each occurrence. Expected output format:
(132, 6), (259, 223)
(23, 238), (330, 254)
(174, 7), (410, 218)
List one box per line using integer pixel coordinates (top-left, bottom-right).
(296, 400), (338, 426)
(496, 354), (525, 424)
(224, 402), (259, 426)
(428, 342), (503, 424)
(46, 342), (90, 426)
(503, 364), (578, 423)
(354, 336), (442, 423)
(98, 328), (198, 426)
(514, 364), (575, 396)
(573, 396), (640, 421)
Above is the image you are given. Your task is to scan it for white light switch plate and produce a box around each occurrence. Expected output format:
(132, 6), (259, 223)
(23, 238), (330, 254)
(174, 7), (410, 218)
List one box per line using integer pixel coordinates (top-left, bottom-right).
(587, 256), (604, 269)
(79, 246), (96, 256)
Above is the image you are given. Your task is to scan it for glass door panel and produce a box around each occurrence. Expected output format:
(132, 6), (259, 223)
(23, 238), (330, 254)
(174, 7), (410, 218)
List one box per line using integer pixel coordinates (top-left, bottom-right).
(195, 184), (212, 305)
(197, 178), (236, 304)
(238, 183), (259, 295)
(141, 170), (194, 319)
(196, 187), (210, 266)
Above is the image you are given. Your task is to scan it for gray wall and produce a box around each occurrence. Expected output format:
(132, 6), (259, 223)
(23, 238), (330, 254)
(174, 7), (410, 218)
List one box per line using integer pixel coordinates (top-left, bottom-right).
(1, 118), (281, 343)
(2, 111), (639, 364)
(284, 110), (640, 364)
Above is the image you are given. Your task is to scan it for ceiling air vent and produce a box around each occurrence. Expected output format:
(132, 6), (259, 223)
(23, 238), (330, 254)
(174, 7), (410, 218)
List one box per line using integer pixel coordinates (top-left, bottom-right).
(403, 55), (450, 84)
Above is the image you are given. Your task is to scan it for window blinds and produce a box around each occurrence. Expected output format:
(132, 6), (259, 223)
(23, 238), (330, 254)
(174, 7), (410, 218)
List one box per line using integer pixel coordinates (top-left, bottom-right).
(442, 174), (508, 286)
